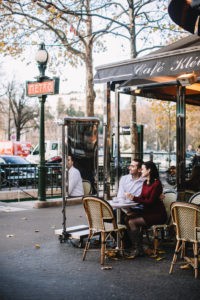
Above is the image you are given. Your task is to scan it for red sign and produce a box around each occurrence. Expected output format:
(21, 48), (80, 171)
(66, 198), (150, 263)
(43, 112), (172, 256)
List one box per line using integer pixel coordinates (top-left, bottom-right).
(27, 80), (55, 97)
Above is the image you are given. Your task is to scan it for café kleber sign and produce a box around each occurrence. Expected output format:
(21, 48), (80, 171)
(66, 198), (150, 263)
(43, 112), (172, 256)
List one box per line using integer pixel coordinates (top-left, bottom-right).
(94, 48), (200, 83)
(26, 77), (59, 97)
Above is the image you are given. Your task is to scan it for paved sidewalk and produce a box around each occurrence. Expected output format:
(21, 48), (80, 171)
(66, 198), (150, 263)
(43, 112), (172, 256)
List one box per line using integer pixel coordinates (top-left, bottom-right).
(0, 200), (36, 212)
(0, 202), (200, 300)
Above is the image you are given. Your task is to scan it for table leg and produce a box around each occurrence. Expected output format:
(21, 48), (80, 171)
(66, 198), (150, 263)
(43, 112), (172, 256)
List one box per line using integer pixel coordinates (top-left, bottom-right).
(116, 208), (121, 249)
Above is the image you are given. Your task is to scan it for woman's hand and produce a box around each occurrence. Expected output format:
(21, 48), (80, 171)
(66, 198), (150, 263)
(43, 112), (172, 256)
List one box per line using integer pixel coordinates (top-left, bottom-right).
(125, 192), (134, 201)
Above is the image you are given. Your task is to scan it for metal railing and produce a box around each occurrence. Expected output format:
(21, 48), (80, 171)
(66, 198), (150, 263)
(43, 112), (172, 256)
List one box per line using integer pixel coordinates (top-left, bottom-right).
(0, 154), (193, 200)
(0, 164), (62, 197)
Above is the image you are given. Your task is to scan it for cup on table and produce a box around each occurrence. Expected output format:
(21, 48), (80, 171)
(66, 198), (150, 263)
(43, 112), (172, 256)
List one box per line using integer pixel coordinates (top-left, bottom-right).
(118, 197), (125, 203)
(124, 192), (132, 203)
(112, 197), (119, 203)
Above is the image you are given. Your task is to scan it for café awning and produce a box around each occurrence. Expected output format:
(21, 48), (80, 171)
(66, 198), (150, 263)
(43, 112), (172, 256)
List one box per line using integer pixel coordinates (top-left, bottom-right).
(94, 34), (200, 106)
(94, 34), (200, 197)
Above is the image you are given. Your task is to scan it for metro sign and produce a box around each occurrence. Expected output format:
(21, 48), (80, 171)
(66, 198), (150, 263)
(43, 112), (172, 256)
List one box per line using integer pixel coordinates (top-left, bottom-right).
(26, 78), (59, 97)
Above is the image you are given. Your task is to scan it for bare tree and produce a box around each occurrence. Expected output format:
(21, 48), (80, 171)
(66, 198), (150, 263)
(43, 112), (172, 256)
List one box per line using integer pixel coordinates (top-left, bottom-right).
(0, 0), (184, 152)
(111, 0), (185, 157)
(0, 0), (124, 116)
(0, 80), (39, 141)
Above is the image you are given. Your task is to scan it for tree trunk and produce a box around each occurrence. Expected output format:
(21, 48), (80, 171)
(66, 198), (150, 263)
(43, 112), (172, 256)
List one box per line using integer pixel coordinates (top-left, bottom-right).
(85, 47), (95, 116)
(85, 0), (95, 117)
(16, 129), (20, 141)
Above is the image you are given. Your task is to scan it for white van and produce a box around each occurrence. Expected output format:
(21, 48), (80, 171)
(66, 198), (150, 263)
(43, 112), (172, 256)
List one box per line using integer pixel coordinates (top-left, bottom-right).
(26, 140), (61, 163)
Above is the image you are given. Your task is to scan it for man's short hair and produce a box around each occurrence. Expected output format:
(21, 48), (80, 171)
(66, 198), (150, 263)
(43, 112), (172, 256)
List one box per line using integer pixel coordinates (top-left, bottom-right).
(133, 158), (143, 169)
(68, 154), (74, 162)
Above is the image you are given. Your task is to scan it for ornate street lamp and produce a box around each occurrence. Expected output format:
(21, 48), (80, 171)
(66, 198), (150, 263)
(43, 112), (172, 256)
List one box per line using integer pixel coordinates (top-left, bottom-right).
(35, 43), (49, 201)
(35, 43), (49, 78)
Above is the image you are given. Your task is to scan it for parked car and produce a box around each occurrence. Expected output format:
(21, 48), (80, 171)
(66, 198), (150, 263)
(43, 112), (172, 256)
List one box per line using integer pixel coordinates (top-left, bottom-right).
(0, 155), (37, 187)
(46, 156), (62, 164)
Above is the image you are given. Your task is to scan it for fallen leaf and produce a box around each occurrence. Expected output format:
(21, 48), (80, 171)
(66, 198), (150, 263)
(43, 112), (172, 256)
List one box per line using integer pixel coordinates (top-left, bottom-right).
(35, 244), (40, 249)
(150, 254), (158, 258)
(180, 264), (191, 270)
(125, 255), (135, 259)
(6, 234), (14, 238)
(158, 250), (166, 254)
(105, 250), (117, 258)
(156, 256), (165, 261)
(101, 266), (112, 270)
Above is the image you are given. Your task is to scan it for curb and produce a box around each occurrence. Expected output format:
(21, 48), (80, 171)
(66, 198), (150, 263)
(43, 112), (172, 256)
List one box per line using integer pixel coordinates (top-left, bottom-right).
(33, 197), (83, 208)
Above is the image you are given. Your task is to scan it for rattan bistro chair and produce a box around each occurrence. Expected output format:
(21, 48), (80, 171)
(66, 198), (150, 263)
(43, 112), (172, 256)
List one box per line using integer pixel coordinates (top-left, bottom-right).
(189, 192), (200, 205)
(82, 180), (92, 196)
(151, 190), (177, 255)
(169, 202), (200, 279)
(82, 196), (126, 265)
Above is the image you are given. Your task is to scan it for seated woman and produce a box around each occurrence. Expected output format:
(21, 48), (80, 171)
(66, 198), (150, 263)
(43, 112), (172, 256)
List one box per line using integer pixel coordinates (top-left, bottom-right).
(185, 165), (200, 192)
(125, 161), (167, 257)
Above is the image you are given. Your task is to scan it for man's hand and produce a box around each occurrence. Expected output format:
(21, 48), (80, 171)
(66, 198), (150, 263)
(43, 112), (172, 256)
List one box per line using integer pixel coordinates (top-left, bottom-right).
(124, 192), (134, 201)
(160, 193), (165, 201)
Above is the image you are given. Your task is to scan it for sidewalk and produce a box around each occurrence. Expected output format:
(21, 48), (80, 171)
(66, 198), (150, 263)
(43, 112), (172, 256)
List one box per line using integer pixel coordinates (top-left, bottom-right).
(0, 202), (200, 300)
(0, 196), (82, 212)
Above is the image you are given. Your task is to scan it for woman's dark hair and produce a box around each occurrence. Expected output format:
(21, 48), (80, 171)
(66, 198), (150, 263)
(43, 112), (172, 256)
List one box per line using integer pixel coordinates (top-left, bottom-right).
(143, 161), (159, 184)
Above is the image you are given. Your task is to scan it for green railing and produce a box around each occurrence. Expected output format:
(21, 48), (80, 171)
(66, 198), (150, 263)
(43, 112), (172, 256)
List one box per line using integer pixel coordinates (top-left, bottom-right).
(0, 155), (193, 199)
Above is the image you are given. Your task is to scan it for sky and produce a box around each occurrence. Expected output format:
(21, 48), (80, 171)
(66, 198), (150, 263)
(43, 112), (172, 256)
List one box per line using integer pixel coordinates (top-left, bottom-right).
(1, 35), (129, 95)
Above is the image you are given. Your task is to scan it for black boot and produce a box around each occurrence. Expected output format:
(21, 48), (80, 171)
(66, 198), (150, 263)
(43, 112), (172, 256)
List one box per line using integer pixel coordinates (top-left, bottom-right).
(127, 229), (145, 257)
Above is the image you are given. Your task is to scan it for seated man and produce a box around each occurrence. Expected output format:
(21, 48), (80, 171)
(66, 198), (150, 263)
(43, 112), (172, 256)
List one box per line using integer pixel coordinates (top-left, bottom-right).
(115, 159), (145, 249)
(117, 158), (144, 210)
(67, 155), (84, 197)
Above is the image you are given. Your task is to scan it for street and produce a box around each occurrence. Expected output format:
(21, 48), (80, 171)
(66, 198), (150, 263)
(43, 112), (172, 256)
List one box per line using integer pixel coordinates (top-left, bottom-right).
(0, 201), (200, 300)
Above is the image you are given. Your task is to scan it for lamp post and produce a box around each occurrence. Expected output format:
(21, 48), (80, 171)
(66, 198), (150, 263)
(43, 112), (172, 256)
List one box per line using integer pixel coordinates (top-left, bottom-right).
(35, 43), (49, 201)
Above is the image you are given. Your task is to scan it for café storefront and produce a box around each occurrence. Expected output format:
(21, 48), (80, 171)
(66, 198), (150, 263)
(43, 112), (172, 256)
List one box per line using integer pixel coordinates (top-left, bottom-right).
(94, 34), (200, 200)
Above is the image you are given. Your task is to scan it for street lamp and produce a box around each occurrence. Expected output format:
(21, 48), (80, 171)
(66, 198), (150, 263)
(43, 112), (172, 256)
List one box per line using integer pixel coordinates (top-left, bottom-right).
(35, 43), (49, 78)
(35, 43), (49, 201)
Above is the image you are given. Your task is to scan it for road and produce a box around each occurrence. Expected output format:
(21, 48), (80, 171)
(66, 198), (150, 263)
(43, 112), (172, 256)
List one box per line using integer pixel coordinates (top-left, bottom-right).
(0, 201), (200, 300)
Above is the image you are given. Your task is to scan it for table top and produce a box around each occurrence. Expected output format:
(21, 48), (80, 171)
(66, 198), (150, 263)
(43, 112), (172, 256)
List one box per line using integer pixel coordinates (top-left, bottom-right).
(108, 200), (138, 209)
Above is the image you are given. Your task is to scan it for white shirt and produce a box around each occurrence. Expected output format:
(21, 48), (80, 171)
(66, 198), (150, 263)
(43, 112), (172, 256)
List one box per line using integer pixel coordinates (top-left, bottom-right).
(68, 166), (84, 197)
(117, 174), (144, 200)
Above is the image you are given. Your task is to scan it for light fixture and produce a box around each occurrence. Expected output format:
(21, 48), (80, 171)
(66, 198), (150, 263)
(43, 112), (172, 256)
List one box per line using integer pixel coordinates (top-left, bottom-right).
(176, 72), (197, 86)
(35, 43), (48, 64)
(35, 43), (49, 77)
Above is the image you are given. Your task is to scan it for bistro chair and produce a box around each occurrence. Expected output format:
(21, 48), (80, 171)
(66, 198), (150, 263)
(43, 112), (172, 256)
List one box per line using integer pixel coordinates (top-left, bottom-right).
(184, 190), (195, 202)
(188, 192), (200, 205)
(82, 196), (126, 265)
(82, 180), (92, 196)
(188, 192), (200, 249)
(151, 189), (177, 255)
(169, 202), (200, 279)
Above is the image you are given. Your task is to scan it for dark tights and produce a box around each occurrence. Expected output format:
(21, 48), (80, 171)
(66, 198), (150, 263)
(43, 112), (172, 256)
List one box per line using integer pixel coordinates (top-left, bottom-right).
(128, 217), (146, 231)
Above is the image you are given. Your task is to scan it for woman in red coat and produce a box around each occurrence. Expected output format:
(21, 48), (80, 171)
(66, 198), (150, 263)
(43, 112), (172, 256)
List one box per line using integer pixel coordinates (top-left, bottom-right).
(125, 161), (167, 257)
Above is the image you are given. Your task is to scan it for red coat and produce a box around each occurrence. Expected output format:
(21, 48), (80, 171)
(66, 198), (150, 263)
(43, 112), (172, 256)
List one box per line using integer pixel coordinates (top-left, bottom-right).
(134, 179), (167, 226)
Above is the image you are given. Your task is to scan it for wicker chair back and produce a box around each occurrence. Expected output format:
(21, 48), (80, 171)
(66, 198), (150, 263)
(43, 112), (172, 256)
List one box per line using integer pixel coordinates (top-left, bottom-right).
(169, 202), (200, 278)
(189, 192), (200, 205)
